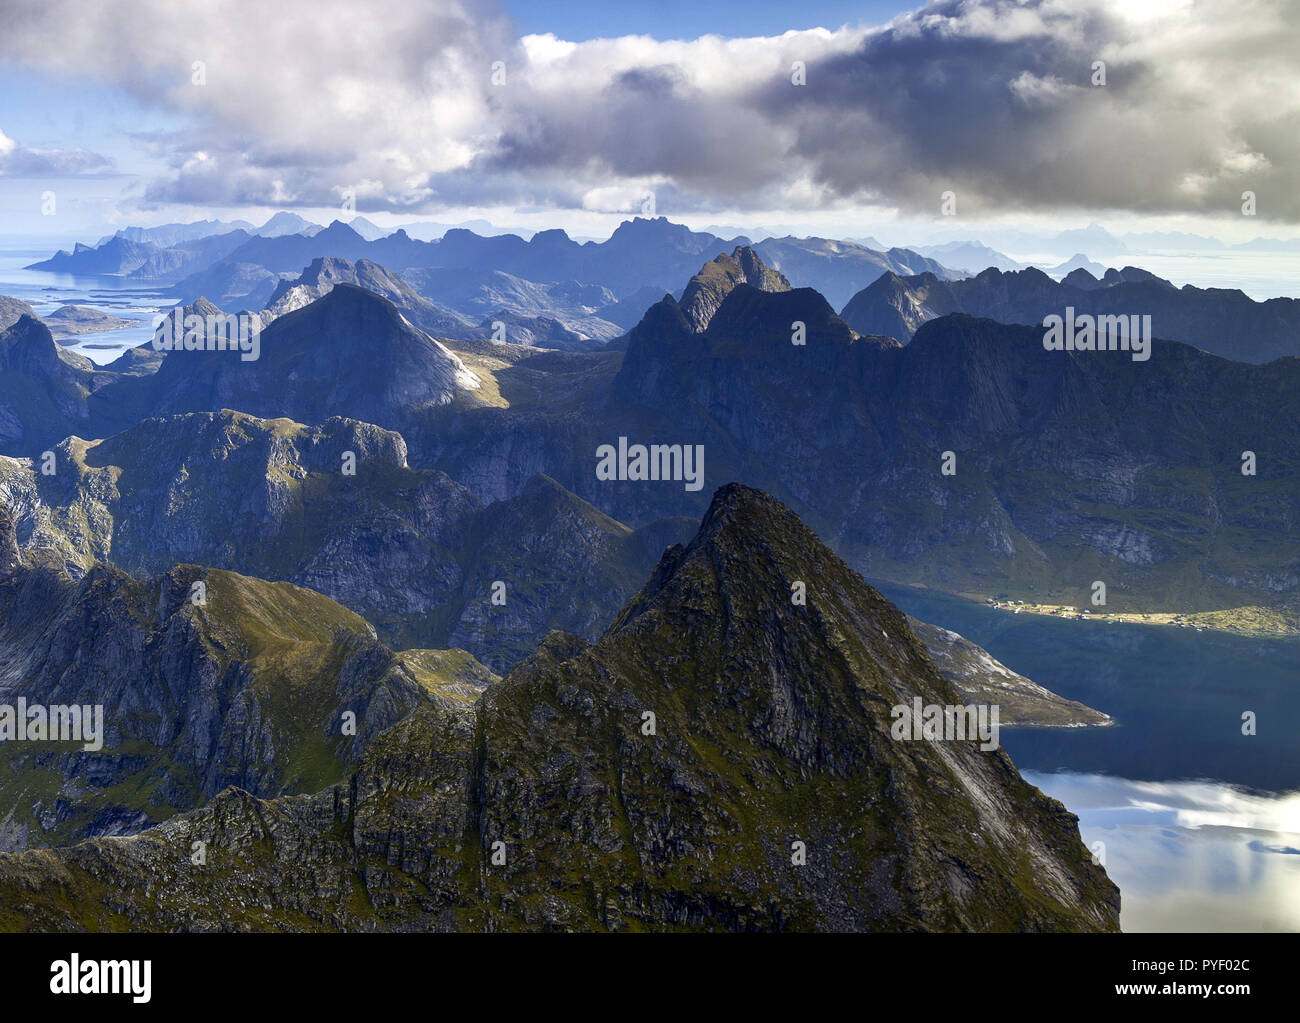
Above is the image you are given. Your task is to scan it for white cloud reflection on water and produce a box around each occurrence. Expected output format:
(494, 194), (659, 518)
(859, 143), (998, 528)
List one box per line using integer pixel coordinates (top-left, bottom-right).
(1025, 771), (1300, 932)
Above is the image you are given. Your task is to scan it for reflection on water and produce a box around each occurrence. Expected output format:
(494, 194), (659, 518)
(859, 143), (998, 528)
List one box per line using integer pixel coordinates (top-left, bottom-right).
(1027, 772), (1300, 932)
(877, 582), (1300, 931)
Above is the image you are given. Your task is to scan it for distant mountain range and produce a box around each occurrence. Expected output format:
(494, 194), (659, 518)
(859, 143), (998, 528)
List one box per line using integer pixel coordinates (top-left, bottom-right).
(896, 225), (1300, 261)
(28, 216), (959, 316)
(255, 257), (476, 338)
(838, 265), (1300, 362)
(91, 211), (323, 249)
(27, 216), (965, 358)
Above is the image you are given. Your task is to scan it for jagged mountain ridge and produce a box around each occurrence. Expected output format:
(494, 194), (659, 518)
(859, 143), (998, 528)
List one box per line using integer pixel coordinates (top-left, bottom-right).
(257, 257), (476, 338)
(840, 265), (1300, 362)
(677, 245), (792, 331)
(409, 283), (1299, 614)
(0, 485), (1119, 932)
(3, 268), (1295, 614)
(32, 217), (958, 318)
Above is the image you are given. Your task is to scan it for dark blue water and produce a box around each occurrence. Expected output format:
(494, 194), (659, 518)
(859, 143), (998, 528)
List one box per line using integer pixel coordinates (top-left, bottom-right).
(876, 582), (1300, 793)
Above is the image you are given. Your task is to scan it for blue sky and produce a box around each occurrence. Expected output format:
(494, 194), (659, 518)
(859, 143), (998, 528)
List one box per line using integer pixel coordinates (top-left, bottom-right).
(501, 0), (912, 40)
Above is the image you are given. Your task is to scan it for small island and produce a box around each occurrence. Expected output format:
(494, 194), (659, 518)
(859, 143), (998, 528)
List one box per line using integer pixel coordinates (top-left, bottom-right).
(43, 303), (140, 339)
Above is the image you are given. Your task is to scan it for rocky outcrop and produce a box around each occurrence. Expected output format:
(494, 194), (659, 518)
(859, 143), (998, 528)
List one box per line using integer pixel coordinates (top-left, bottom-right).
(909, 618), (1111, 727)
(678, 246), (791, 330)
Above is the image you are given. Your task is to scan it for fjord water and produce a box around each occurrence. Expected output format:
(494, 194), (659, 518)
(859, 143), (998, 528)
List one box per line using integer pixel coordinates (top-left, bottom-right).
(0, 248), (164, 362)
(878, 582), (1300, 931)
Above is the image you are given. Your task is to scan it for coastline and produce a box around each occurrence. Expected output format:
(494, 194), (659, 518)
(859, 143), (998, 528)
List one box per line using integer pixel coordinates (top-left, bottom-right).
(976, 596), (1300, 638)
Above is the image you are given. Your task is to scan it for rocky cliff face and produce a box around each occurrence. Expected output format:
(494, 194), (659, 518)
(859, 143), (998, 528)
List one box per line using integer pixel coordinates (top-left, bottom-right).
(0, 316), (106, 454)
(0, 486), (1119, 931)
(0, 502), (20, 579)
(0, 537), (495, 852)
(0, 411), (685, 671)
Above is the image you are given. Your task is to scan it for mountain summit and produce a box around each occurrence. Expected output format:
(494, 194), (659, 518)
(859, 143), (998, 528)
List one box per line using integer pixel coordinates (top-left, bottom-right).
(677, 246), (791, 330)
(129, 284), (480, 429)
(0, 485), (1119, 931)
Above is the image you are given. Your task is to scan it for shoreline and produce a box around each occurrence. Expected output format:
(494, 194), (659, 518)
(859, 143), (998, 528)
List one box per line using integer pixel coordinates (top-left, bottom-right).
(976, 597), (1300, 638)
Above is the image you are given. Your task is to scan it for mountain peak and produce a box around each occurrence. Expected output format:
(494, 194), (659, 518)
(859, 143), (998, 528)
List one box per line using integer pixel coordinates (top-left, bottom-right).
(609, 216), (699, 244)
(295, 280), (407, 328)
(319, 219), (363, 239)
(529, 227), (572, 244)
(677, 245), (791, 330)
(145, 283), (479, 429)
(1062, 267), (1101, 289)
(0, 314), (61, 376)
(510, 482), (1123, 931)
(256, 211), (321, 237)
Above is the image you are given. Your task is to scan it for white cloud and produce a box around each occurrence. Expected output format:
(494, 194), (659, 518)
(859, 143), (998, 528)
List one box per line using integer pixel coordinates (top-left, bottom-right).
(1, 0), (1298, 219)
(0, 127), (112, 176)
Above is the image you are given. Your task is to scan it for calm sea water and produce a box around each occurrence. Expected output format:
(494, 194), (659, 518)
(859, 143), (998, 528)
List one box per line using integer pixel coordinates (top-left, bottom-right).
(0, 248), (167, 364)
(879, 582), (1300, 931)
